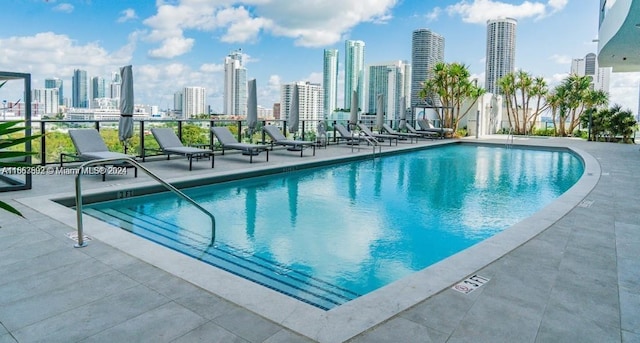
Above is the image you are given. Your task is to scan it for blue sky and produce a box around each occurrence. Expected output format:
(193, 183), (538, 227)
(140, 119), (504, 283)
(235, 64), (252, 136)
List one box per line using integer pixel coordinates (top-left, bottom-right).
(2, 0), (639, 114)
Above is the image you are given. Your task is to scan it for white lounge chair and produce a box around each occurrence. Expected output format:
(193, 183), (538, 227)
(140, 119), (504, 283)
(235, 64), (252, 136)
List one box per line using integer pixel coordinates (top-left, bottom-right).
(148, 128), (214, 170)
(211, 126), (268, 163)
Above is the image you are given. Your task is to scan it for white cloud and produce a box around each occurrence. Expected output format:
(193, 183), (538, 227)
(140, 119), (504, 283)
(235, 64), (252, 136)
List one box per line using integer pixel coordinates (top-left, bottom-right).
(147, 36), (195, 59)
(118, 8), (138, 23)
(425, 7), (442, 22)
(609, 72), (640, 112)
(445, 0), (567, 24)
(549, 54), (572, 65)
(53, 3), (74, 13)
(141, 0), (399, 58)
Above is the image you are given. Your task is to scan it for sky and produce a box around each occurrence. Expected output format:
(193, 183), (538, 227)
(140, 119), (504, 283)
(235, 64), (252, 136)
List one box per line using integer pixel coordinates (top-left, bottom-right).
(1, 0), (639, 115)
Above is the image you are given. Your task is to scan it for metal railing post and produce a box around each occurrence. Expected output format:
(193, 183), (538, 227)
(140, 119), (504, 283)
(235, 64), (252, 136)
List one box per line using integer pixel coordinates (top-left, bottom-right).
(40, 121), (46, 165)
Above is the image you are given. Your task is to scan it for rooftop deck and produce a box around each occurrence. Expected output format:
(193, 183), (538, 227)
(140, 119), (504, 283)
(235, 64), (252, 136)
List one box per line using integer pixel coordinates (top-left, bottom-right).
(0, 136), (638, 342)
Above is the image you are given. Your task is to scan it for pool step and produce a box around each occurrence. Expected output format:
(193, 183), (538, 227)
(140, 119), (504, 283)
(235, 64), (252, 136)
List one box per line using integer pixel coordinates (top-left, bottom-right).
(84, 207), (359, 310)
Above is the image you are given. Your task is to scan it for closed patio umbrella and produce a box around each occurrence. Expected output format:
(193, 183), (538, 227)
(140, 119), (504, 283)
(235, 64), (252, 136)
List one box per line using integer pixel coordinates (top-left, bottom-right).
(349, 90), (358, 130)
(375, 93), (384, 132)
(247, 79), (257, 141)
(118, 65), (134, 153)
(399, 96), (407, 130)
(288, 84), (299, 135)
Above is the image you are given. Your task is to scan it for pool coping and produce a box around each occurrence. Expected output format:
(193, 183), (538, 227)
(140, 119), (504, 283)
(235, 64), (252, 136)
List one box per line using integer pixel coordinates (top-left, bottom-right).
(17, 142), (600, 343)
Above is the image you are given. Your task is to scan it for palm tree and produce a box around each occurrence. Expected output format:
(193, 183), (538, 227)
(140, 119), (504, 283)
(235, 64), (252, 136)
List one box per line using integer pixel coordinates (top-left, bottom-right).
(419, 62), (484, 131)
(498, 70), (549, 135)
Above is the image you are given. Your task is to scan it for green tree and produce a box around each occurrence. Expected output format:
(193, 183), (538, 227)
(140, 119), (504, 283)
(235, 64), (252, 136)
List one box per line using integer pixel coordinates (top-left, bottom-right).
(498, 70), (549, 135)
(419, 62), (484, 131)
(547, 74), (608, 136)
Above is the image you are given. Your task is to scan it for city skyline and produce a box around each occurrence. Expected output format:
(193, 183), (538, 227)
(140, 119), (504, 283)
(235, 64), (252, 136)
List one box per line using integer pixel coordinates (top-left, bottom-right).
(1, 0), (639, 114)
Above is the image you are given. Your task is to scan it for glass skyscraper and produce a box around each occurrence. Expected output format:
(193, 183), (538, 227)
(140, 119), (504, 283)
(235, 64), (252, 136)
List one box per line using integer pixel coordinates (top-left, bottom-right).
(485, 18), (517, 95)
(344, 40), (365, 109)
(323, 49), (339, 117)
(72, 69), (88, 108)
(410, 29), (444, 107)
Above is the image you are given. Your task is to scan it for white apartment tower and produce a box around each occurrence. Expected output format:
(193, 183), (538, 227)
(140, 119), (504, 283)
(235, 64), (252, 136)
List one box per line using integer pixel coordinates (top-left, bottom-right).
(282, 82), (324, 132)
(344, 40), (365, 109)
(366, 60), (411, 123)
(485, 18), (517, 95)
(323, 49), (339, 117)
(571, 52), (611, 93)
(224, 50), (247, 116)
(32, 88), (59, 115)
(410, 29), (444, 107)
(183, 87), (206, 118)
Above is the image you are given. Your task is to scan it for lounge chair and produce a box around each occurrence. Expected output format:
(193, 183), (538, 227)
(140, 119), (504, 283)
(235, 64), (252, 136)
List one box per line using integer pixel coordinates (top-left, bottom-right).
(406, 123), (441, 139)
(263, 125), (315, 157)
(147, 128), (214, 170)
(62, 129), (137, 181)
(418, 119), (454, 138)
(382, 123), (421, 143)
(335, 123), (371, 145)
(357, 123), (399, 146)
(211, 126), (268, 163)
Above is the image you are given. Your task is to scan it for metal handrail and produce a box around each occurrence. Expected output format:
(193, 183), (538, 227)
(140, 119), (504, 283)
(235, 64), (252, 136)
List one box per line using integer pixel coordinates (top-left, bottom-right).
(351, 131), (381, 157)
(506, 127), (514, 148)
(73, 157), (216, 247)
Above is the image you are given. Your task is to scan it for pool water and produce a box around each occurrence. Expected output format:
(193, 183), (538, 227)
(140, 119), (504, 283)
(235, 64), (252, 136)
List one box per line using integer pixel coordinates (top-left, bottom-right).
(84, 144), (583, 309)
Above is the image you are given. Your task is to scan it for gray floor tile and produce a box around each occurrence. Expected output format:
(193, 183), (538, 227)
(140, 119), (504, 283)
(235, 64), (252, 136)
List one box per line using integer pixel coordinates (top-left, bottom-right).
(80, 302), (207, 343)
(171, 322), (247, 343)
(0, 270), (138, 331)
(0, 256), (113, 305)
(447, 294), (543, 343)
(623, 330), (640, 343)
(536, 302), (620, 342)
(619, 257), (640, 292)
(263, 329), (316, 343)
(0, 334), (17, 343)
(349, 317), (445, 343)
(174, 288), (243, 320)
(12, 285), (170, 343)
(212, 306), (282, 342)
(0, 248), (87, 287)
(400, 289), (476, 335)
(620, 289), (640, 335)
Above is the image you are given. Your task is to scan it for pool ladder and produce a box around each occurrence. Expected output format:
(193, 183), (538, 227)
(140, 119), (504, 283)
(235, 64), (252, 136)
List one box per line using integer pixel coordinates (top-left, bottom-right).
(505, 128), (514, 148)
(73, 157), (216, 248)
(351, 131), (382, 157)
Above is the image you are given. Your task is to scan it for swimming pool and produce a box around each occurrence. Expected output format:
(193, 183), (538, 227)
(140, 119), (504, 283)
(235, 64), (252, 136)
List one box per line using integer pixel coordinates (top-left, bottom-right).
(83, 144), (583, 310)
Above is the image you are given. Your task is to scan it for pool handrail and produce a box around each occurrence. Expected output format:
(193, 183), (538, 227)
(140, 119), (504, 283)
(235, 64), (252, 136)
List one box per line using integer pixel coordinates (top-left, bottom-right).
(73, 157), (216, 248)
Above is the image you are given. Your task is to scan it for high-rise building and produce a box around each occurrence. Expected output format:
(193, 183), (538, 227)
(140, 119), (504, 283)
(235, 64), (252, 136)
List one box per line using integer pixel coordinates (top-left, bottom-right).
(410, 29), (444, 107)
(183, 87), (206, 118)
(174, 90), (183, 118)
(485, 18), (517, 95)
(32, 88), (59, 115)
(91, 76), (107, 101)
(323, 49), (339, 117)
(571, 53), (611, 93)
(366, 60), (411, 122)
(585, 53), (597, 76)
(72, 69), (88, 108)
(282, 82), (324, 132)
(44, 78), (63, 106)
(344, 40), (365, 109)
(224, 50), (247, 116)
